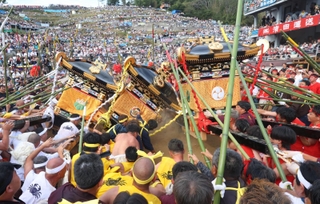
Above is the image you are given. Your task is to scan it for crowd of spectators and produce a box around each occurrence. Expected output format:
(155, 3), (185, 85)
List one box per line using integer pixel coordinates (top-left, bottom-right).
(0, 6), (255, 93)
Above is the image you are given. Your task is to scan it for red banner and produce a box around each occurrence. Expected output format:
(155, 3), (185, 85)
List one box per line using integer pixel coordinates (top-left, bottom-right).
(258, 15), (320, 37)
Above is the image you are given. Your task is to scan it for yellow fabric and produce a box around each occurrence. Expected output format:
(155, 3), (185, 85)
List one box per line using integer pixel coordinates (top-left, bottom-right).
(133, 151), (163, 185)
(106, 125), (116, 135)
(118, 185), (161, 204)
(3, 112), (12, 118)
(96, 172), (133, 198)
(84, 143), (100, 148)
(101, 157), (110, 176)
(22, 112), (29, 116)
(225, 181), (247, 204)
(56, 88), (102, 120)
(70, 152), (81, 187)
(150, 180), (161, 187)
(181, 77), (241, 109)
(58, 198), (99, 204)
(156, 157), (175, 188)
(121, 161), (134, 174)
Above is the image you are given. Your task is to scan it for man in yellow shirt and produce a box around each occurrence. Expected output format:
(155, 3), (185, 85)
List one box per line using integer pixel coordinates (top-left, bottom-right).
(99, 157), (161, 204)
(69, 132), (110, 186)
(151, 138), (185, 197)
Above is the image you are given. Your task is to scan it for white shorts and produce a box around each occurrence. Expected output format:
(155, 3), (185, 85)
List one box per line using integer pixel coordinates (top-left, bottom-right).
(109, 154), (127, 163)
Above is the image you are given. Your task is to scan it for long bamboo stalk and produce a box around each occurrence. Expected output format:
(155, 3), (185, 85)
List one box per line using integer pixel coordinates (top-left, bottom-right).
(78, 105), (86, 153)
(17, 87), (69, 109)
(281, 31), (320, 74)
(213, 1), (244, 202)
(171, 57), (193, 164)
(219, 24), (287, 183)
(259, 71), (320, 100)
(177, 68), (250, 160)
(172, 64), (211, 168)
(0, 82), (53, 106)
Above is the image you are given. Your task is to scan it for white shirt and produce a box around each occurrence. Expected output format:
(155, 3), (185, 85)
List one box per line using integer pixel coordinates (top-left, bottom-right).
(9, 130), (22, 148)
(53, 122), (79, 141)
(21, 170), (37, 192)
(294, 74), (303, 86)
(284, 192), (304, 204)
(11, 157), (25, 181)
(42, 105), (55, 129)
(20, 171), (55, 204)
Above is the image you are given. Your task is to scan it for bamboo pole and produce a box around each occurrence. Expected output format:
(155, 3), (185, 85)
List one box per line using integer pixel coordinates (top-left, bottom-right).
(236, 61), (288, 182)
(78, 105), (86, 153)
(171, 57), (193, 164)
(0, 83), (53, 106)
(176, 69), (250, 160)
(218, 25), (287, 183)
(0, 74), (54, 105)
(281, 31), (320, 74)
(213, 1), (244, 202)
(17, 86), (70, 109)
(170, 59), (211, 168)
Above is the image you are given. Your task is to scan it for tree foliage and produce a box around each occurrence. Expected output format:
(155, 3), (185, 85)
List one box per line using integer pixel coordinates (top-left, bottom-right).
(134, 0), (253, 25)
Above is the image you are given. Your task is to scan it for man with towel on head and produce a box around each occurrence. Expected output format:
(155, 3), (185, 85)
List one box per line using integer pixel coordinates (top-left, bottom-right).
(100, 151), (162, 204)
(53, 114), (81, 142)
(19, 157), (68, 204)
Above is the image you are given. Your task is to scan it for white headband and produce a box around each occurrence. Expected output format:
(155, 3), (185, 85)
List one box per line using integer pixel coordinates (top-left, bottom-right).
(297, 169), (312, 189)
(34, 161), (48, 169)
(69, 116), (81, 121)
(38, 128), (47, 136)
(45, 160), (66, 174)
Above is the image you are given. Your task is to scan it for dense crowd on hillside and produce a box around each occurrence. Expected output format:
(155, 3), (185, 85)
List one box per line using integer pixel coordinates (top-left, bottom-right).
(1, 5), (320, 204)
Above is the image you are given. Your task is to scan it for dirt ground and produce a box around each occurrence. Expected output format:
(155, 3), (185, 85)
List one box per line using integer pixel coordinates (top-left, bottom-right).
(150, 110), (221, 164)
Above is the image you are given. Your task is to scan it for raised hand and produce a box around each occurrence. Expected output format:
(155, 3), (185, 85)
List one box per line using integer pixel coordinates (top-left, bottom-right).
(2, 121), (14, 131)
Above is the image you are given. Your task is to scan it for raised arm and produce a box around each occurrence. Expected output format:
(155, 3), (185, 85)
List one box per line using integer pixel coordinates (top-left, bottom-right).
(24, 138), (53, 178)
(0, 121), (14, 151)
(257, 108), (277, 117)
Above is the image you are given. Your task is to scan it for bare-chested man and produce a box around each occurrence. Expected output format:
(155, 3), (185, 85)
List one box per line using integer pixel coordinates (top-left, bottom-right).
(110, 121), (140, 163)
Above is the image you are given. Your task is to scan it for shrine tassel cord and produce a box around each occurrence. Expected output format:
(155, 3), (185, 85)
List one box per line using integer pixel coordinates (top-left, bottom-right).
(219, 27), (288, 185)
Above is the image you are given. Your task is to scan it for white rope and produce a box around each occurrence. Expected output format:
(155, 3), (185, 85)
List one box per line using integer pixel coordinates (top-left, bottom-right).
(86, 94), (116, 129)
(50, 57), (62, 98)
